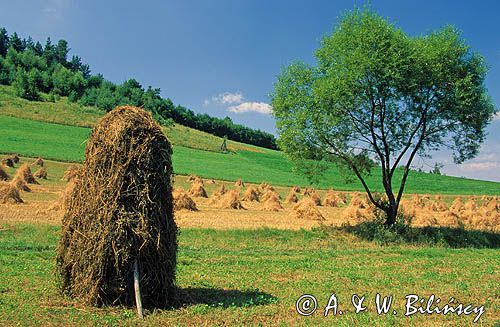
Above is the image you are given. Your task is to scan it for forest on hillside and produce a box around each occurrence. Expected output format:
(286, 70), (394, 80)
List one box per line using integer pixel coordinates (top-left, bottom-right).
(0, 28), (278, 149)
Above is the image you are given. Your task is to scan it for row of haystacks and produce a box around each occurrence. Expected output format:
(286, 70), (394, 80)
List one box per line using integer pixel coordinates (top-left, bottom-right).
(0, 160), (48, 204)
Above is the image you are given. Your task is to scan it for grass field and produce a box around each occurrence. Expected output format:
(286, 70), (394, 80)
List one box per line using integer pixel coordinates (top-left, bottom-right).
(0, 224), (498, 326)
(2, 114), (500, 195)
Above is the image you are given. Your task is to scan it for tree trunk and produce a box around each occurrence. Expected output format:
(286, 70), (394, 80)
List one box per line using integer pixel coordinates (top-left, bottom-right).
(384, 204), (398, 226)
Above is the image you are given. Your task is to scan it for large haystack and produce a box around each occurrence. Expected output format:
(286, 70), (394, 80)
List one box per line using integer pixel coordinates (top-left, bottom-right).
(291, 198), (324, 220)
(56, 106), (177, 307)
(62, 164), (80, 182)
(34, 167), (48, 179)
(188, 182), (208, 198)
(0, 182), (23, 203)
(0, 164), (9, 181)
(263, 193), (283, 211)
(33, 157), (44, 167)
(242, 186), (260, 202)
(218, 189), (244, 209)
(14, 163), (38, 184)
(173, 188), (198, 211)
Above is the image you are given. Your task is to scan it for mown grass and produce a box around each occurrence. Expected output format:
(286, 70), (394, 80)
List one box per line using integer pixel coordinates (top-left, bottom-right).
(2, 114), (500, 195)
(0, 224), (498, 326)
(0, 85), (261, 153)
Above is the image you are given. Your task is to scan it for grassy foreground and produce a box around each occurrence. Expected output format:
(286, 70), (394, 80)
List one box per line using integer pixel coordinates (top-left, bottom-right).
(0, 224), (498, 326)
(2, 114), (500, 195)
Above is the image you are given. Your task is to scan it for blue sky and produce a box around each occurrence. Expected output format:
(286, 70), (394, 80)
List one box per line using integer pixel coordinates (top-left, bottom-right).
(1, 0), (499, 181)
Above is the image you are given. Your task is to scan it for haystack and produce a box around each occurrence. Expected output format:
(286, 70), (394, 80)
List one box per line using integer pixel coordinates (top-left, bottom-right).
(14, 164), (38, 184)
(263, 193), (283, 211)
(212, 184), (227, 197)
(0, 164), (9, 181)
(207, 179), (216, 184)
(485, 198), (499, 211)
(33, 157), (44, 167)
(218, 189), (244, 209)
(449, 197), (463, 212)
(285, 189), (299, 204)
(323, 192), (339, 207)
(291, 186), (301, 193)
(291, 198), (324, 220)
(11, 155), (19, 164)
(303, 187), (314, 196)
(234, 178), (245, 187)
(428, 201), (447, 212)
(56, 106), (177, 307)
(2, 157), (14, 168)
(0, 182), (23, 203)
(10, 176), (31, 192)
(464, 198), (477, 211)
(411, 194), (425, 209)
(173, 188), (198, 211)
(34, 167), (48, 179)
(188, 182), (208, 198)
(62, 164), (80, 182)
(441, 210), (462, 228)
(50, 179), (77, 211)
(309, 191), (322, 206)
(349, 192), (368, 208)
(262, 189), (281, 202)
(259, 182), (270, 192)
(242, 186), (260, 202)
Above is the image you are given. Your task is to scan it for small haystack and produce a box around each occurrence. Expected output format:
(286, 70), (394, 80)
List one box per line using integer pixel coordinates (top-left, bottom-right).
(10, 176), (31, 192)
(0, 165), (9, 181)
(234, 178), (245, 187)
(464, 198), (477, 211)
(173, 188), (198, 211)
(206, 179), (216, 184)
(2, 157), (14, 168)
(349, 192), (368, 208)
(263, 193), (283, 211)
(14, 164), (38, 184)
(411, 194), (425, 209)
(449, 197), (463, 212)
(285, 189), (299, 204)
(242, 186), (260, 202)
(34, 167), (48, 179)
(50, 179), (77, 211)
(11, 155), (19, 164)
(188, 182), (208, 198)
(291, 198), (324, 220)
(428, 201), (447, 212)
(291, 186), (301, 193)
(33, 157), (44, 167)
(212, 184), (227, 197)
(309, 191), (322, 206)
(259, 182), (270, 192)
(56, 106), (177, 307)
(218, 189), (244, 209)
(485, 198), (499, 211)
(441, 210), (462, 228)
(0, 182), (23, 203)
(323, 192), (339, 207)
(303, 187), (314, 196)
(262, 189), (281, 202)
(62, 164), (80, 182)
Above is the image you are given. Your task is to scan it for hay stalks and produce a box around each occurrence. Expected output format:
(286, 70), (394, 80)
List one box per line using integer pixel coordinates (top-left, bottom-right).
(262, 189), (281, 202)
(34, 167), (48, 179)
(263, 193), (283, 211)
(50, 179), (77, 211)
(242, 186), (260, 202)
(173, 188), (198, 211)
(323, 192), (339, 207)
(62, 164), (80, 182)
(0, 181), (23, 203)
(309, 191), (322, 206)
(14, 163), (39, 184)
(56, 106), (177, 307)
(218, 189), (244, 209)
(10, 176), (31, 192)
(291, 186), (301, 193)
(449, 197), (463, 213)
(33, 157), (44, 167)
(234, 178), (245, 187)
(2, 157), (14, 168)
(212, 184), (227, 197)
(291, 198), (324, 220)
(188, 182), (208, 198)
(285, 189), (299, 204)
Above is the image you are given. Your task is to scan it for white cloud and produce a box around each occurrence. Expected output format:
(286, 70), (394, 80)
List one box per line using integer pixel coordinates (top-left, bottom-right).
(204, 92), (244, 106)
(494, 111), (500, 121)
(461, 161), (500, 171)
(228, 102), (273, 115)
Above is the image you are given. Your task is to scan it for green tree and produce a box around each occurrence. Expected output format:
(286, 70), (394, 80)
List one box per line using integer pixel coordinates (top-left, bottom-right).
(271, 9), (496, 225)
(0, 27), (8, 57)
(12, 68), (40, 100)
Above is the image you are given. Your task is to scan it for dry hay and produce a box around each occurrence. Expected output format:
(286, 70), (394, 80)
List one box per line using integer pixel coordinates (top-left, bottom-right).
(234, 178), (245, 187)
(285, 189), (299, 204)
(259, 182), (270, 192)
(349, 192), (368, 208)
(309, 191), (322, 206)
(56, 106), (177, 307)
(218, 189), (244, 209)
(291, 198), (324, 220)
(33, 157), (44, 167)
(411, 194), (425, 209)
(50, 179), (77, 211)
(189, 176), (204, 185)
(34, 167), (48, 179)
(2, 157), (14, 168)
(485, 198), (499, 211)
(291, 186), (301, 193)
(341, 202), (376, 225)
(62, 164), (80, 182)
(212, 184), (227, 197)
(206, 179), (216, 184)
(263, 193), (283, 212)
(242, 186), (260, 202)
(412, 214), (439, 227)
(449, 197), (463, 212)
(422, 194), (431, 201)
(187, 174), (198, 182)
(323, 192), (339, 207)
(173, 188), (198, 211)
(188, 182), (208, 198)
(441, 210), (462, 228)
(0, 164), (9, 181)
(10, 176), (31, 192)
(0, 181), (23, 204)
(303, 187), (314, 196)
(427, 200), (447, 212)
(14, 164), (38, 185)
(11, 155), (19, 164)
(463, 198), (477, 211)
(262, 189), (281, 202)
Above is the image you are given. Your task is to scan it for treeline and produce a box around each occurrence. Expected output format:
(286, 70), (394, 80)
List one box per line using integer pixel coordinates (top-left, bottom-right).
(0, 28), (278, 150)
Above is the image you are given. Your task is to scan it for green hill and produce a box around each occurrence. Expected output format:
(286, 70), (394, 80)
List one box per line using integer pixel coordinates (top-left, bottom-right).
(1, 85), (500, 195)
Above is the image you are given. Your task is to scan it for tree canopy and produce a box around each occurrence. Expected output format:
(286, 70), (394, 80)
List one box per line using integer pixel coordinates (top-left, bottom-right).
(271, 9), (496, 224)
